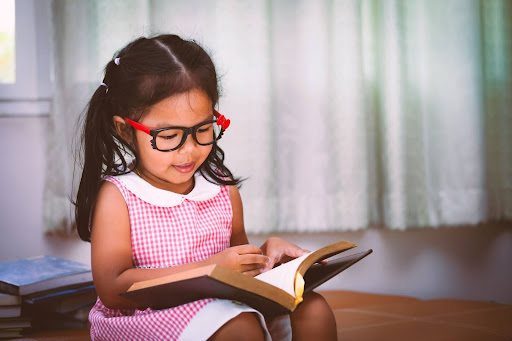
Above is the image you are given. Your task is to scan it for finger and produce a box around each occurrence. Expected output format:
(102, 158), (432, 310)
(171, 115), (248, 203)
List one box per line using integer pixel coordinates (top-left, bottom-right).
(232, 244), (263, 255)
(278, 248), (309, 264)
(239, 262), (266, 273)
(239, 254), (270, 266)
(283, 247), (309, 258)
(261, 250), (283, 272)
(272, 250), (285, 266)
(242, 269), (263, 277)
(314, 258), (328, 264)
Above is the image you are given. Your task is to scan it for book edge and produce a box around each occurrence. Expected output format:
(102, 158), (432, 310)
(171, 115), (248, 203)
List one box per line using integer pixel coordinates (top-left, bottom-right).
(297, 240), (357, 276)
(19, 272), (93, 296)
(127, 264), (218, 291)
(212, 265), (296, 311)
(303, 249), (373, 293)
(124, 264), (296, 312)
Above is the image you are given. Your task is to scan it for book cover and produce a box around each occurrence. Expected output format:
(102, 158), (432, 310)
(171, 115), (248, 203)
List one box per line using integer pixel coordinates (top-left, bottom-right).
(0, 305), (21, 319)
(0, 317), (31, 330)
(0, 256), (92, 296)
(0, 328), (23, 339)
(23, 284), (96, 304)
(24, 290), (97, 314)
(121, 241), (372, 316)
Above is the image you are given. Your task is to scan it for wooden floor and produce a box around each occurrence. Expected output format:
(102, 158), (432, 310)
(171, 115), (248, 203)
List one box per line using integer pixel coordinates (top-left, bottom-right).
(15, 291), (512, 341)
(321, 291), (512, 341)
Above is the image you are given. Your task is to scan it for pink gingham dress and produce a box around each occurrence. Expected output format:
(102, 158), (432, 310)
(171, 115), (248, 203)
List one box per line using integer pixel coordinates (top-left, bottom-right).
(88, 172), (282, 341)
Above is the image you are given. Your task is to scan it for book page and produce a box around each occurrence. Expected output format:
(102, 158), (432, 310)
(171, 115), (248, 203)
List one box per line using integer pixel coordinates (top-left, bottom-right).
(254, 253), (310, 297)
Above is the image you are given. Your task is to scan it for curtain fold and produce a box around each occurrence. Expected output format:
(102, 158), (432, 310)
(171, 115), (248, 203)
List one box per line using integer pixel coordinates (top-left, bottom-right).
(45, 0), (512, 234)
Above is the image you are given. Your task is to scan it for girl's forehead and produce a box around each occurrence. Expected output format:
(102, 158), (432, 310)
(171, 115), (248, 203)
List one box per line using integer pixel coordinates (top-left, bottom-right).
(143, 89), (213, 127)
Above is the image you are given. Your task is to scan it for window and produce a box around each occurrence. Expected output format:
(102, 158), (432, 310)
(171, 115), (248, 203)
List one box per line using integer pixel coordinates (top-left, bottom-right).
(0, 0), (52, 116)
(0, 0), (16, 83)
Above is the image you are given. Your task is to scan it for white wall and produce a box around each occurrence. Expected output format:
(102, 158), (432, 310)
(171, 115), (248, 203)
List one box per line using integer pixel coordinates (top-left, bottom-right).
(0, 115), (511, 304)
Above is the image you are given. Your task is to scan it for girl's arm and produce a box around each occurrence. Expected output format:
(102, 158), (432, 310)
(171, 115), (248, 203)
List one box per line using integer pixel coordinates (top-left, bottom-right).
(228, 185), (269, 275)
(228, 185), (249, 246)
(91, 182), (268, 310)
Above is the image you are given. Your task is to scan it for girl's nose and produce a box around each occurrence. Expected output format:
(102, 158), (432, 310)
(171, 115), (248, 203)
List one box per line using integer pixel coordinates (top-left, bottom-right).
(177, 133), (198, 154)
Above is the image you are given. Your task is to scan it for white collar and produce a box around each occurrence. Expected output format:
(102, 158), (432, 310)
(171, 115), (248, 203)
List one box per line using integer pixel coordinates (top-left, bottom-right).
(113, 172), (221, 207)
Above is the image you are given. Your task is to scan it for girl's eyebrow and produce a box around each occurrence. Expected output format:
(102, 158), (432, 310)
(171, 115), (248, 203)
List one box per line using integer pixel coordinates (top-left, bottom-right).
(152, 117), (213, 129)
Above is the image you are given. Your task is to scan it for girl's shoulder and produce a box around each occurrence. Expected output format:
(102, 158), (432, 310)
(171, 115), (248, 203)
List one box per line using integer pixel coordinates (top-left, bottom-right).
(93, 179), (129, 221)
(103, 172), (222, 207)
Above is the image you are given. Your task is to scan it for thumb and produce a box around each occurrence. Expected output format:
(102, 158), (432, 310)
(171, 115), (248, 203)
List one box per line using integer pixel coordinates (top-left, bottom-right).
(262, 250), (284, 272)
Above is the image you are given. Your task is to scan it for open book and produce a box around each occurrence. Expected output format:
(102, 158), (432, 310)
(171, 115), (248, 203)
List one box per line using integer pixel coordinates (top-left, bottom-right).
(121, 241), (372, 315)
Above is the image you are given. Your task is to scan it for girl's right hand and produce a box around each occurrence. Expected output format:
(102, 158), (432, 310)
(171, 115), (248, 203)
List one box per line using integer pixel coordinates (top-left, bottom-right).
(207, 245), (270, 277)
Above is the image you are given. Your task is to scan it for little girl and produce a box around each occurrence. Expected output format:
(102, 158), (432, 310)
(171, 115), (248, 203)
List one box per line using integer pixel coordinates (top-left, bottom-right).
(74, 34), (337, 341)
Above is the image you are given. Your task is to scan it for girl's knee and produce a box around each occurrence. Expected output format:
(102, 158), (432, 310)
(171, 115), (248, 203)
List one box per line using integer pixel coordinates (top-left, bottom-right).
(297, 292), (334, 318)
(209, 312), (265, 341)
(290, 292), (337, 340)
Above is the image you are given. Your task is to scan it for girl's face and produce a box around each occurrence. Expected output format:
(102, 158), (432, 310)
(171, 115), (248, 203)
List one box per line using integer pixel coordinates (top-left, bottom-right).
(132, 89), (214, 194)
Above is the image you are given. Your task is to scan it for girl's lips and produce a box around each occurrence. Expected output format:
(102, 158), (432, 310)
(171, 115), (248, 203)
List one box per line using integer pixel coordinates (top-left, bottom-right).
(173, 162), (195, 174)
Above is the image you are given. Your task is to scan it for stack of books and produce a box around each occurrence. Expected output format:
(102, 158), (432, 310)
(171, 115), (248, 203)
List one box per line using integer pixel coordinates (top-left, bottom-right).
(0, 255), (96, 338)
(0, 293), (29, 339)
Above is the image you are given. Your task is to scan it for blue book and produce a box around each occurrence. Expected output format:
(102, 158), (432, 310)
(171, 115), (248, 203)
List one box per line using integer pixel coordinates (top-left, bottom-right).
(0, 256), (92, 296)
(23, 284), (97, 314)
(24, 284), (96, 304)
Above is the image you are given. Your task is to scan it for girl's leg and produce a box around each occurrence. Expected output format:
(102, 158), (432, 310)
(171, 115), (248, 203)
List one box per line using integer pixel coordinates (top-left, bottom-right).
(208, 312), (266, 341)
(290, 292), (337, 341)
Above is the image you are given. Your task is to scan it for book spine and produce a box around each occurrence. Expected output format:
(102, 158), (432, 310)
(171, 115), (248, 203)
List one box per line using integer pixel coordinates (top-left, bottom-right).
(0, 282), (19, 296)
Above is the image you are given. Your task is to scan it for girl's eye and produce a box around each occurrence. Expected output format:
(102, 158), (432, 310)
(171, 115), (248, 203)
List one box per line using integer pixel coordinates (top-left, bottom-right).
(197, 127), (211, 134)
(160, 134), (177, 140)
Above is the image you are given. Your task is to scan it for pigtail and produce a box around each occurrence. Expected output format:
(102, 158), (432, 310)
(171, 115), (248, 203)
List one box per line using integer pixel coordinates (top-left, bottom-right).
(74, 68), (133, 242)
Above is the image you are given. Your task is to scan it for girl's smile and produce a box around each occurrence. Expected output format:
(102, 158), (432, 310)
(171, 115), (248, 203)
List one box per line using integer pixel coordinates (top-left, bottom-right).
(173, 162), (196, 174)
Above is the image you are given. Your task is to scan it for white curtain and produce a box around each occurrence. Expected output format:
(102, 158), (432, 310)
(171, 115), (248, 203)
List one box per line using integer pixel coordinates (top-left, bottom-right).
(45, 0), (512, 234)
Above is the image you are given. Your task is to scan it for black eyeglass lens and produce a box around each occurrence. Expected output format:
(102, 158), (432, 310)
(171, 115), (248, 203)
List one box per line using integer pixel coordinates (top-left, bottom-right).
(155, 122), (220, 150)
(195, 122), (221, 145)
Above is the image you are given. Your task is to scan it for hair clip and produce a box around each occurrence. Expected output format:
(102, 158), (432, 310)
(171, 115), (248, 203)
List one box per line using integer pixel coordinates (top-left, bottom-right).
(214, 110), (230, 130)
(114, 57), (120, 65)
(100, 82), (108, 93)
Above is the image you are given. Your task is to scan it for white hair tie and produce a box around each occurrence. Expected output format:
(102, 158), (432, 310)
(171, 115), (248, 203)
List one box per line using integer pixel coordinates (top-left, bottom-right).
(114, 57), (120, 65)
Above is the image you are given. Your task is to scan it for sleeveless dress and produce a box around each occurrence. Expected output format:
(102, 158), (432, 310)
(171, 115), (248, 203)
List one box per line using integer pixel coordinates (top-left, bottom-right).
(88, 172), (290, 341)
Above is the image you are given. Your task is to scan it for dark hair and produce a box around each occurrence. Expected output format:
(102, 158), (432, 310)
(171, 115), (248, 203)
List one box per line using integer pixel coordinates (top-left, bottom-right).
(74, 34), (241, 242)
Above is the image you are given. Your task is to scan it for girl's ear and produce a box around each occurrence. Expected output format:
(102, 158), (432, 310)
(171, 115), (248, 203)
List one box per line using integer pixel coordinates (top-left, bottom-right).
(113, 116), (134, 144)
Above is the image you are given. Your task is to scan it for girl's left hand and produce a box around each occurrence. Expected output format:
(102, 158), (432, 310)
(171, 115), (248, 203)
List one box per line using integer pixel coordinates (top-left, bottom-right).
(259, 237), (309, 273)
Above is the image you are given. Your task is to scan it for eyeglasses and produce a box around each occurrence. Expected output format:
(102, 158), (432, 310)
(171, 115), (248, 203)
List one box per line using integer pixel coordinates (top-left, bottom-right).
(124, 110), (230, 152)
